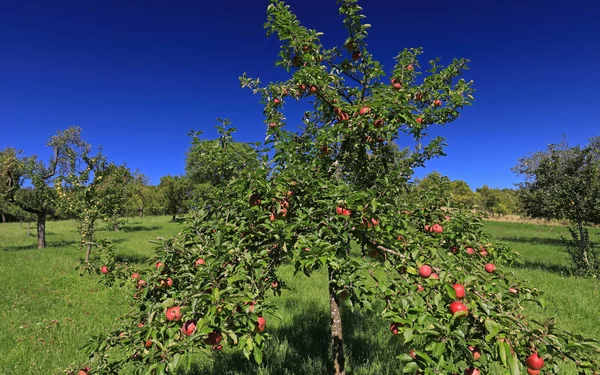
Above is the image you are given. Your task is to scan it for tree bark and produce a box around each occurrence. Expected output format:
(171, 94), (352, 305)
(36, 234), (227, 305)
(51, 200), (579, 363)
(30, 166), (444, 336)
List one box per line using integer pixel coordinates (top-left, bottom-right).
(85, 243), (92, 263)
(27, 222), (31, 236)
(172, 214), (176, 222)
(329, 267), (345, 375)
(1, 213), (5, 223)
(37, 214), (46, 249)
(578, 222), (590, 267)
(139, 207), (144, 218)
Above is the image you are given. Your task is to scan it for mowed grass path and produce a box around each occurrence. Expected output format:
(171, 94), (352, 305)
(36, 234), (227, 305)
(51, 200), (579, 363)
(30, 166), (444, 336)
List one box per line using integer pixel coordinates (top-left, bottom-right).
(0, 218), (598, 374)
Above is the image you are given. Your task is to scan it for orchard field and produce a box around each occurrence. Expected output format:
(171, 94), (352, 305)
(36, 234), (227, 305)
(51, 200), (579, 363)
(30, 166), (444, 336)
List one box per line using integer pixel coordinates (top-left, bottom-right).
(0, 217), (598, 375)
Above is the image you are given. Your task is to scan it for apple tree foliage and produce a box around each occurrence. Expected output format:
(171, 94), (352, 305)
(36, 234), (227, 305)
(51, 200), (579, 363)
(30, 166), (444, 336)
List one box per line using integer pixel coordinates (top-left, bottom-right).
(159, 174), (190, 223)
(513, 136), (600, 277)
(72, 1), (600, 375)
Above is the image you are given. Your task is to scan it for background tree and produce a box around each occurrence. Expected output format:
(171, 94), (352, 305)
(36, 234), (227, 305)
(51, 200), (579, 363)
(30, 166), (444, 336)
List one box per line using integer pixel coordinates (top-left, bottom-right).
(158, 175), (189, 222)
(185, 123), (261, 207)
(514, 136), (600, 276)
(96, 163), (132, 231)
(450, 179), (477, 207)
(127, 170), (151, 218)
(0, 127), (90, 248)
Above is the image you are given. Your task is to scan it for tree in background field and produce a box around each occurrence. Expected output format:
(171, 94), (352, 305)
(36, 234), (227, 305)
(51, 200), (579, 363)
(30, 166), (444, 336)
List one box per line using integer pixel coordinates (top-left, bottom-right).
(158, 174), (189, 222)
(514, 136), (600, 276)
(185, 121), (261, 207)
(127, 170), (151, 218)
(0, 127), (90, 248)
(96, 163), (132, 231)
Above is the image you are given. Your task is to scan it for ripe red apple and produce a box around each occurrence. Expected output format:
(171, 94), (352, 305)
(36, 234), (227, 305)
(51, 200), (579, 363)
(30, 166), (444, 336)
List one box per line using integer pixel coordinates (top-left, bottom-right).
(409, 350), (417, 359)
(100, 265), (109, 274)
(155, 262), (164, 270)
(464, 368), (480, 375)
(449, 301), (468, 317)
(137, 279), (147, 288)
(271, 281), (278, 288)
(336, 206), (344, 215)
(195, 258), (205, 266)
(181, 320), (197, 336)
(484, 263), (496, 273)
(371, 218), (379, 226)
(479, 250), (488, 257)
(393, 82), (402, 90)
(431, 273), (439, 280)
(453, 283), (466, 299)
(468, 345), (481, 360)
(424, 224), (432, 232)
(352, 51), (361, 60)
(434, 99), (442, 106)
(374, 119), (384, 128)
(406, 64), (414, 71)
(527, 369), (540, 375)
(508, 287), (518, 294)
(131, 273), (140, 280)
(466, 247), (475, 255)
(212, 344), (223, 351)
(269, 212), (276, 221)
(416, 285), (425, 293)
(526, 353), (544, 370)
(416, 117), (423, 124)
(160, 278), (173, 288)
(419, 265), (432, 278)
(78, 369), (90, 375)
(144, 339), (153, 348)
(273, 98), (281, 106)
(389, 322), (401, 335)
(359, 107), (370, 115)
(432, 224), (443, 233)
(309, 85), (317, 94)
(299, 84), (306, 92)
(450, 246), (459, 254)
(203, 330), (222, 345)
(137, 322), (145, 328)
(255, 316), (266, 333)
(342, 209), (351, 217)
(268, 122), (278, 129)
(165, 306), (182, 322)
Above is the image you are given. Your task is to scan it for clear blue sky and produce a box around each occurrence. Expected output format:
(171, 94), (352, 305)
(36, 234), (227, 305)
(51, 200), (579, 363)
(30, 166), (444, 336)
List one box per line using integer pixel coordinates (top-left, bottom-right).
(1, 0), (598, 189)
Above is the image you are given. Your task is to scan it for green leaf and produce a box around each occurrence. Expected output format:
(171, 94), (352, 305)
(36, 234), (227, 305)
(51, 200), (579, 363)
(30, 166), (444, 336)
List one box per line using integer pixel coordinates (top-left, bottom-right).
(403, 328), (414, 343)
(509, 352), (521, 375)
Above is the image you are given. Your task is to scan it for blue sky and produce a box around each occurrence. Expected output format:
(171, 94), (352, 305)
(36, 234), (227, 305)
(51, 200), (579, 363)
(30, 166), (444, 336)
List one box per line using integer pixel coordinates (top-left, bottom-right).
(1, 0), (598, 189)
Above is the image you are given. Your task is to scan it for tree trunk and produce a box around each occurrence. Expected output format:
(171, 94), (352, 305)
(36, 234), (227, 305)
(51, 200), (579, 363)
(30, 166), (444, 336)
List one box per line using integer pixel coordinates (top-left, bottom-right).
(578, 222), (590, 267)
(20, 220), (23, 229)
(139, 207), (144, 218)
(85, 243), (92, 263)
(27, 222), (31, 236)
(329, 268), (345, 375)
(1, 213), (5, 223)
(172, 214), (176, 222)
(37, 214), (46, 249)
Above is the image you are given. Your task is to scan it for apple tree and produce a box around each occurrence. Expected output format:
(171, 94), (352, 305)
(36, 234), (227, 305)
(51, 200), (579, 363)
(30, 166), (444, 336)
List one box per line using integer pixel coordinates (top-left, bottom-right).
(513, 136), (600, 276)
(0, 127), (90, 249)
(71, 1), (600, 375)
(96, 163), (133, 231)
(158, 174), (190, 222)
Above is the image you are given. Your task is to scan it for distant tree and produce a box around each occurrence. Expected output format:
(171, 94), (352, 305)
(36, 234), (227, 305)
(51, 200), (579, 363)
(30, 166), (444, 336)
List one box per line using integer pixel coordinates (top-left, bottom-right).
(513, 136), (600, 276)
(185, 120), (261, 206)
(475, 185), (502, 216)
(96, 163), (132, 231)
(159, 175), (189, 222)
(127, 170), (151, 218)
(0, 127), (90, 248)
(449, 179), (477, 207)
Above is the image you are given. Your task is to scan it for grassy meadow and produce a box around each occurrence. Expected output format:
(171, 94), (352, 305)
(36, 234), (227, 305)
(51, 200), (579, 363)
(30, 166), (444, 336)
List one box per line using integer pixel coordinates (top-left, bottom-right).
(0, 217), (598, 375)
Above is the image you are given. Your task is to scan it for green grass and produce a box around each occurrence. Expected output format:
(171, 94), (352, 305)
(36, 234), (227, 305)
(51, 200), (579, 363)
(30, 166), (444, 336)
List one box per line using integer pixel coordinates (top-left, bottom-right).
(0, 218), (598, 374)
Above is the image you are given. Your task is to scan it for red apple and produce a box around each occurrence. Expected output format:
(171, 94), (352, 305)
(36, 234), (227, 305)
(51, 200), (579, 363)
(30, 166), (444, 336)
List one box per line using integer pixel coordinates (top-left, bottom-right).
(342, 209), (351, 217)
(409, 350), (417, 359)
(309, 85), (317, 94)
(78, 369), (90, 375)
(203, 330), (222, 345)
(419, 265), (432, 278)
(137, 322), (145, 328)
(479, 250), (488, 257)
(449, 301), (468, 317)
(269, 212), (276, 221)
(336, 206), (344, 215)
(484, 263), (496, 273)
(374, 119), (384, 128)
(273, 98), (281, 106)
(424, 225), (432, 232)
(131, 272), (140, 280)
(302, 45), (309, 52)
(181, 320), (197, 336)
(212, 344), (223, 351)
(271, 281), (278, 288)
(359, 106), (370, 115)
(371, 218), (379, 226)
(432, 224), (443, 233)
(434, 99), (442, 106)
(431, 273), (439, 280)
(393, 82), (402, 90)
(466, 247), (475, 255)
(527, 369), (540, 375)
(416, 285), (425, 293)
(155, 262), (164, 270)
(526, 353), (544, 370)
(453, 284), (466, 299)
(508, 287), (518, 294)
(165, 306), (182, 322)
(144, 339), (153, 348)
(464, 368), (480, 375)
(416, 117), (423, 124)
(389, 322), (401, 335)
(137, 279), (147, 288)
(160, 278), (173, 288)
(255, 316), (266, 333)
(100, 265), (109, 274)
(352, 51), (361, 60)
(195, 258), (205, 266)
(468, 345), (481, 360)
(406, 64), (414, 71)
(268, 122), (278, 129)
(450, 246), (459, 254)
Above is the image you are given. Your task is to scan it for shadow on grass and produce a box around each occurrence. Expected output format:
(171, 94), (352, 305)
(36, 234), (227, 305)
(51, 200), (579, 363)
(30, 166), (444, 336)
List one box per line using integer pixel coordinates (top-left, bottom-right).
(121, 225), (162, 233)
(114, 253), (150, 264)
(496, 236), (564, 247)
(179, 300), (402, 375)
(1, 239), (79, 252)
(512, 260), (571, 275)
